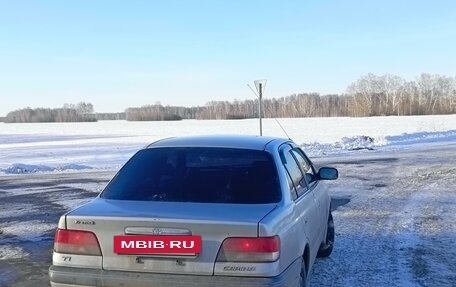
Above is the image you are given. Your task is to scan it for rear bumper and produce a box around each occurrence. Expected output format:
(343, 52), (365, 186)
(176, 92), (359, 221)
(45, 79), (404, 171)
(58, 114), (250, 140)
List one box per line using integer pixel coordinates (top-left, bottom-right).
(49, 258), (301, 287)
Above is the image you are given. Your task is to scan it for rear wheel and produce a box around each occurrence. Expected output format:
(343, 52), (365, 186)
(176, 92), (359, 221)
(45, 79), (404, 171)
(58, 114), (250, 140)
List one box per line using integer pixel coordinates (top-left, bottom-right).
(317, 212), (334, 257)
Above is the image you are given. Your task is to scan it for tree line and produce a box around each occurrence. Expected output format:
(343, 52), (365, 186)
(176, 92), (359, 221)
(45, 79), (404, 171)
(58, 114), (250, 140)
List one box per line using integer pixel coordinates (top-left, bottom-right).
(4, 73), (455, 122)
(4, 102), (97, 123)
(125, 105), (185, 121)
(126, 73), (456, 120)
(346, 73), (455, 117)
(92, 112), (126, 121)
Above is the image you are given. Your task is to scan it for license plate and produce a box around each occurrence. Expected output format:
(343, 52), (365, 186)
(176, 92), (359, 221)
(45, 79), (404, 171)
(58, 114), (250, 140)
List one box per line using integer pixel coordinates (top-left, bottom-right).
(113, 235), (202, 255)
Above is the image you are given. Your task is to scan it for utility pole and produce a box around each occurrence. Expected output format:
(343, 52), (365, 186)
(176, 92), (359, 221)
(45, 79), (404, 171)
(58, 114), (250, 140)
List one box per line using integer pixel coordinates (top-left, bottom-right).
(258, 82), (263, 136)
(254, 79), (267, 136)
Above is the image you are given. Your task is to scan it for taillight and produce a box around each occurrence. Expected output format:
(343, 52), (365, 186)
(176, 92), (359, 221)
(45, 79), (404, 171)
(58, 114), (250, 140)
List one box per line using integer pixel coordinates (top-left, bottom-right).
(216, 236), (280, 262)
(54, 228), (102, 256)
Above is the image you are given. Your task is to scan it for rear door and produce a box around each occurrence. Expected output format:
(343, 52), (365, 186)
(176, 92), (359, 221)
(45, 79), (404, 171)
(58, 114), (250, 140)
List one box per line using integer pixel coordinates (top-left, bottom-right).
(292, 148), (329, 240)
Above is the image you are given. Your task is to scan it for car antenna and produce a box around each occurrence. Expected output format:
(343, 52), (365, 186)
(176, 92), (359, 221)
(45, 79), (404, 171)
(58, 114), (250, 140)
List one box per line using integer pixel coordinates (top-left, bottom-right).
(247, 82), (291, 140)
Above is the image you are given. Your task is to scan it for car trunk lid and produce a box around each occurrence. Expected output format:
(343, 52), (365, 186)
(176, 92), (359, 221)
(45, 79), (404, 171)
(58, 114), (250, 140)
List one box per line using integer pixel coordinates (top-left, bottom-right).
(65, 198), (276, 275)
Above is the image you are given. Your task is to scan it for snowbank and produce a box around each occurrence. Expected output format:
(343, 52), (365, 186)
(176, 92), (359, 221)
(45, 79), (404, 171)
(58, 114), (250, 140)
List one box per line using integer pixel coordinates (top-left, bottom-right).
(2, 163), (92, 174)
(302, 130), (456, 156)
(384, 130), (456, 145)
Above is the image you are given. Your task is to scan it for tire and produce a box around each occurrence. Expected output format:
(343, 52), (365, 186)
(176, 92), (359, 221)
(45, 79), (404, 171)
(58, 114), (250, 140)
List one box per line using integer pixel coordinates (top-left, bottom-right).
(317, 211), (334, 257)
(299, 256), (307, 287)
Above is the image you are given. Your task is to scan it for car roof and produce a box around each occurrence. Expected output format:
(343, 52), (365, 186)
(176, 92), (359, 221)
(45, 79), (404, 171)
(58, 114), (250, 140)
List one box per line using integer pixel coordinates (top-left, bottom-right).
(146, 134), (290, 151)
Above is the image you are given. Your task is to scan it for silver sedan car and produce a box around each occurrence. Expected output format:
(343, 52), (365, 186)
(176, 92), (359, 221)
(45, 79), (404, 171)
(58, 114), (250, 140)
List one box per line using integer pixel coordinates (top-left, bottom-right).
(49, 135), (338, 287)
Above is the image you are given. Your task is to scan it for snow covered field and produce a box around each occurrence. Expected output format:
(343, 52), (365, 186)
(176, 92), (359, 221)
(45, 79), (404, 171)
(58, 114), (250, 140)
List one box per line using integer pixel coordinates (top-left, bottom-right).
(0, 115), (455, 174)
(0, 115), (455, 286)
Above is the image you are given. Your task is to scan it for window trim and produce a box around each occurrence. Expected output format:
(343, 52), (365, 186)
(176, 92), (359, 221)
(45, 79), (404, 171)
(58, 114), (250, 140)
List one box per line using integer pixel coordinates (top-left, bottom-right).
(279, 144), (311, 199)
(290, 147), (319, 191)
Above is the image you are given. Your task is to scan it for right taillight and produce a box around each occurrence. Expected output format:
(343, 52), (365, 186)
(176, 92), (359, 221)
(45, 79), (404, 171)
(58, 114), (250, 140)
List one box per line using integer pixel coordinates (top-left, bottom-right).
(54, 228), (102, 256)
(216, 236), (280, 262)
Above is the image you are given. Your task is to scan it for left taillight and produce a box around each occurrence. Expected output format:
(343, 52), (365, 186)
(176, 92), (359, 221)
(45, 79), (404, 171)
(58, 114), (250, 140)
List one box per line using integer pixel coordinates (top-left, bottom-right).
(54, 228), (102, 256)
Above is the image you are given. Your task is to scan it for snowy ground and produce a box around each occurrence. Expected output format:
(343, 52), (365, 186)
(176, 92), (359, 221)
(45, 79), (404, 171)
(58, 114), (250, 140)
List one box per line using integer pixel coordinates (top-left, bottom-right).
(309, 142), (456, 286)
(0, 115), (455, 286)
(0, 115), (455, 174)
(0, 171), (113, 287)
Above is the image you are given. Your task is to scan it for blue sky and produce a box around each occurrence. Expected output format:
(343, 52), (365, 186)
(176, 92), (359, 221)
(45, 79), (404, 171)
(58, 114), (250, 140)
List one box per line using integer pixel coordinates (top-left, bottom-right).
(0, 0), (455, 115)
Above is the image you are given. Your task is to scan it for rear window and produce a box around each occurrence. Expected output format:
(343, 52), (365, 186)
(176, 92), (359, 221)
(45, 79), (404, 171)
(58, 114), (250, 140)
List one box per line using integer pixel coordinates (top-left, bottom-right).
(101, 147), (281, 204)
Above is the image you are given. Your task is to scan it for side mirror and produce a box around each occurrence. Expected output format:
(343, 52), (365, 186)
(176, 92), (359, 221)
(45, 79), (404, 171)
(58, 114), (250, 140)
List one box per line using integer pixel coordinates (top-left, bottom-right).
(318, 167), (338, 180)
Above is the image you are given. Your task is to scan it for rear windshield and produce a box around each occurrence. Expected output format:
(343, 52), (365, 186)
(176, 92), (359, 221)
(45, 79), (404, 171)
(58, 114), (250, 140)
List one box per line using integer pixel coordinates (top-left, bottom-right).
(101, 147), (281, 204)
